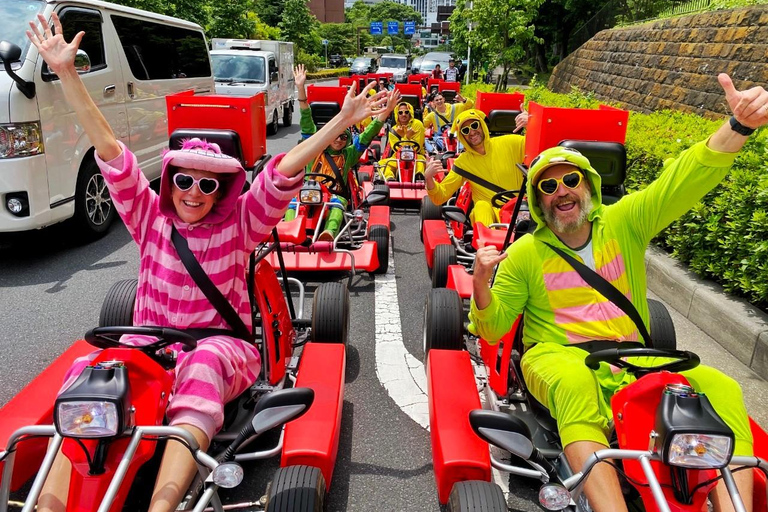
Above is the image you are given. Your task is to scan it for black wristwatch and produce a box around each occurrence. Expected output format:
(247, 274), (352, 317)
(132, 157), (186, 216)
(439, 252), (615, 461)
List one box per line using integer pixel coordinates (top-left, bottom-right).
(729, 116), (755, 136)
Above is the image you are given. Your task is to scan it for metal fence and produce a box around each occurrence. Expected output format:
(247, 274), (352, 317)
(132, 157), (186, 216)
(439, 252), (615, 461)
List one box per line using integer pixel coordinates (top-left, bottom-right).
(567, 0), (712, 53)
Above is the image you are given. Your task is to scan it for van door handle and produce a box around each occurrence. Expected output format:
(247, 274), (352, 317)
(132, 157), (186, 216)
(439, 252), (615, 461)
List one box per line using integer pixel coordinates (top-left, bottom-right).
(103, 85), (116, 97)
(127, 81), (135, 99)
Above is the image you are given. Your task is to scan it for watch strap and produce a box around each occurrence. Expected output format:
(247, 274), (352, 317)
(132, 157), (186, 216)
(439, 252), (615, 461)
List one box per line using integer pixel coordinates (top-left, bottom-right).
(729, 116), (755, 136)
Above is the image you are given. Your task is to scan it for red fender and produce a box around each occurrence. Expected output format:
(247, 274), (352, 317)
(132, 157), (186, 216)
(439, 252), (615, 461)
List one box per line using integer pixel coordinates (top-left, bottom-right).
(422, 221), (451, 269)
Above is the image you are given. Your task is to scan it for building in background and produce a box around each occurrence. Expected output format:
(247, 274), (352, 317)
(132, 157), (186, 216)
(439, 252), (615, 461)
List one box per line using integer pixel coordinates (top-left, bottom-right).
(311, 0), (344, 22)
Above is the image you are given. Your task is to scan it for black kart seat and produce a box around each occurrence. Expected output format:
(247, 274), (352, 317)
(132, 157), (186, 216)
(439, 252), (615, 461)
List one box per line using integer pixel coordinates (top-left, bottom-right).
(486, 109), (522, 135)
(310, 101), (341, 127)
(558, 140), (627, 205)
(169, 129), (244, 165)
(442, 90), (457, 103)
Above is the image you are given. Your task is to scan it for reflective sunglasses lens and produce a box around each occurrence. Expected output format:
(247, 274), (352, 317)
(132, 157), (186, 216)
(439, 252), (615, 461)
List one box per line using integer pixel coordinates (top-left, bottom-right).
(539, 179), (559, 195)
(398, 111), (409, 116)
(199, 178), (219, 195)
(562, 172), (582, 189)
(174, 173), (194, 191)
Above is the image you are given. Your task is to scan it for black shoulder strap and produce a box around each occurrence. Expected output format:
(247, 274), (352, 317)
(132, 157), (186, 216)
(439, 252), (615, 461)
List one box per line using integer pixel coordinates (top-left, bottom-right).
(171, 225), (253, 341)
(389, 128), (402, 141)
(323, 151), (349, 195)
(451, 164), (506, 195)
(543, 242), (651, 344)
(435, 110), (452, 127)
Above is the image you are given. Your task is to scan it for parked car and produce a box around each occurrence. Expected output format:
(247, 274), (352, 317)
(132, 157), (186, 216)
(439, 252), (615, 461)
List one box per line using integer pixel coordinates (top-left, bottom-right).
(329, 54), (346, 68)
(378, 54), (409, 83)
(0, 0), (214, 237)
(350, 56), (377, 74)
(410, 55), (425, 74)
(419, 52), (455, 75)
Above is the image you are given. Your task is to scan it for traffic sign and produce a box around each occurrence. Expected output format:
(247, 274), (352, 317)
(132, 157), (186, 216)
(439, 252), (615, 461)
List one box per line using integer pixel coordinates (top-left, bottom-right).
(387, 21), (399, 34)
(370, 21), (383, 35)
(404, 21), (416, 35)
(322, 39), (328, 45)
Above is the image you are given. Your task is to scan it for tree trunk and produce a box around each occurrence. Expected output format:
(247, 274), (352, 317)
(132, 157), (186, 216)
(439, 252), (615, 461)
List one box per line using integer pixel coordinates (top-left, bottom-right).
(535, 42), (548, 73)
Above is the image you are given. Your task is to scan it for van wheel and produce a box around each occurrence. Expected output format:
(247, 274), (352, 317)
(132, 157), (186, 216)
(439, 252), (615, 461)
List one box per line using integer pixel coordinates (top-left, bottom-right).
(267, 109), (280, 135)
(75, 159), (116, 238)
(283, 103), (293, 127)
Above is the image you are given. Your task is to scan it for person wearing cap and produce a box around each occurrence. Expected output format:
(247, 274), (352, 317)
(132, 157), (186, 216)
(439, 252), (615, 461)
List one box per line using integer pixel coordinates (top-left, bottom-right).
(377, 101), (426, 181)
(444, 59), (460, 82)
(468, 73), (767, 512)
(290, 65), (399, 241)
(424, 108), (527, 227)
(26, 16), (388, 512)
(422, 92), (473, 153)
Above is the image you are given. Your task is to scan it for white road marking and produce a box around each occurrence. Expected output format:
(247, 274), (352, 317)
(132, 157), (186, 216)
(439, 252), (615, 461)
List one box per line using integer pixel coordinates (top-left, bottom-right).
(374, 234), (430, 430)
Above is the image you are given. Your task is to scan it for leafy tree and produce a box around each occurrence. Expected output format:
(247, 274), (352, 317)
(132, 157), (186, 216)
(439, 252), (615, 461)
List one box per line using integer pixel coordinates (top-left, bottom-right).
(318, 23), (358, 56)
(345, 1), (371, 24)
(279, 0), (322, 54)
(254, 0), (287, 26)
(208, 0), (257, 38)
(248, 12), (283, 39)
(369, 1), (423, 25)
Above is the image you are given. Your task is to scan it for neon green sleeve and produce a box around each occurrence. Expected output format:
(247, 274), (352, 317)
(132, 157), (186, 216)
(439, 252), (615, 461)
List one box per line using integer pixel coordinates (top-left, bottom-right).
(612, 139), (736, 244)
(300, 107), (316, 137)
(343, 119), (384, 169)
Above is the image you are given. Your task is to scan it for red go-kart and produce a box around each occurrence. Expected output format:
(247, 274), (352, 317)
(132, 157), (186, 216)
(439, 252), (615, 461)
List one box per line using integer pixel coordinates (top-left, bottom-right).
(359, 140), (440, 203)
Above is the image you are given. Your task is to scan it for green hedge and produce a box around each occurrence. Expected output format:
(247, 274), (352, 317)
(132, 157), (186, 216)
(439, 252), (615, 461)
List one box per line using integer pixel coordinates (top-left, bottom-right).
(482, 81), (768, 309)
(307, 68), (350, 80)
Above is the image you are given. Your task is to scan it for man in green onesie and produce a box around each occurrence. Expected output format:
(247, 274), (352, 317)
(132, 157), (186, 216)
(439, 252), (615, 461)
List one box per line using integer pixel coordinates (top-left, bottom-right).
(470, 73), (768, 512)
(286, 65), (399, 241)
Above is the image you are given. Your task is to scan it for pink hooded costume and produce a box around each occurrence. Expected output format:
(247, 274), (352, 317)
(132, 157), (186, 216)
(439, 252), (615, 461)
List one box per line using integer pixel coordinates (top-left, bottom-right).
(62, 139), (303, 440)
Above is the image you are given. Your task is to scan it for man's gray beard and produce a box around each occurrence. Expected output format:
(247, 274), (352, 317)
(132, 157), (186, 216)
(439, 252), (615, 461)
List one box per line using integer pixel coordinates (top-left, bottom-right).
(542, 188), (593, 234)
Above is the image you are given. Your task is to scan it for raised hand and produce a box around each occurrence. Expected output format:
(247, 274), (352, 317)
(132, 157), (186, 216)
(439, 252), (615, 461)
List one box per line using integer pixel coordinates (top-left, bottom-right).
(424, 156), (442, 181)
(293, 64), (307, 90)
(473, 241), (508, 284)
(719, 73), (768, 129)
(376, 89), (401, 122)
(27, 12), (83, 76)
(339, 82), (387, 126)
(514, 109), (528, 133)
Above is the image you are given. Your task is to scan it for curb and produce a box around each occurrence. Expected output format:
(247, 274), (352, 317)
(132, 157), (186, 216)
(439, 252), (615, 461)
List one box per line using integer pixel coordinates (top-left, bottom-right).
(645, 245), (768, 380)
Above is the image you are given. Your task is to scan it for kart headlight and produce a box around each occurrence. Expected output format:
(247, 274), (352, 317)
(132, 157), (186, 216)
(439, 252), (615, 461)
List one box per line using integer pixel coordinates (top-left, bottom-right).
(54, 361), (131, 438)
(0, 122), (44, 158)
(300, 187), (322, 204)
(666, 433), (733, 469)
(212, 462), (244, 488)
(539, 483), (571, 511)
(400, 149), (415, 162)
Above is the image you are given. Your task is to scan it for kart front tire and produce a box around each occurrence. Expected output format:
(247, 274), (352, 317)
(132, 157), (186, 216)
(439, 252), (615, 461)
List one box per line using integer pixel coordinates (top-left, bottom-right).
(369, 224), (390, 275)
(311, 282), (350, 344)
(266, 465), (325, 512)
(647, 298), (677, 350)
(432, 244), (457, 288)
(424, 288), (463, 354)
(99, 279), (138, 327)
(420, 196), (442, 242)
(447, 481), (507, 512)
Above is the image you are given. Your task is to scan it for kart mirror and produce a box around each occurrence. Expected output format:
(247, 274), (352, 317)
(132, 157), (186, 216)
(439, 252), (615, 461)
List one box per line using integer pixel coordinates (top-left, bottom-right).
(441, 205), (467, 225)
(251, 387), (315, 435)
(469, 409), (534, 460)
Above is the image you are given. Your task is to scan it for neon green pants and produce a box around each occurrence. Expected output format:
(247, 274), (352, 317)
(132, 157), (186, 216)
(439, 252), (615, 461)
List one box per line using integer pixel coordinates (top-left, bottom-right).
(521, 342), (754, 455)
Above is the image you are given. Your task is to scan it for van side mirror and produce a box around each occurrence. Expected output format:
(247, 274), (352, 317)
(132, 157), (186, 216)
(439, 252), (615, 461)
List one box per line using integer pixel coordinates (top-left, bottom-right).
(0, 41), (35, 99)
(74, 49), (91, 74)
(271, 71), (279, 83)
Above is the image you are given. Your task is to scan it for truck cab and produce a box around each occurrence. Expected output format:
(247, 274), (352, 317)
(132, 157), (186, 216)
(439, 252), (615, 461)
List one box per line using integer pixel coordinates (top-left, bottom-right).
(210, 38), (295, 135)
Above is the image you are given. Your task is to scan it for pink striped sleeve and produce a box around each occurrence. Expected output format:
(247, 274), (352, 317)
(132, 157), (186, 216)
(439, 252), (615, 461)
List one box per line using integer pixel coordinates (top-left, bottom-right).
(95, 141), (159, 246)
(239, 153), (304, 251)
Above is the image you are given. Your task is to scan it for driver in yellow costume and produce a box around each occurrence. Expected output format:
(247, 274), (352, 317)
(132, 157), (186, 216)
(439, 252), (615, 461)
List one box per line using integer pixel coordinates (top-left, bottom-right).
(377, 101), (426, 181)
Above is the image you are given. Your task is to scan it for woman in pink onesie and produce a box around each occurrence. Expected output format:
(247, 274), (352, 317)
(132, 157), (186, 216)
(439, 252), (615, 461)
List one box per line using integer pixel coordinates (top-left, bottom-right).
(27, 13), (385, 512)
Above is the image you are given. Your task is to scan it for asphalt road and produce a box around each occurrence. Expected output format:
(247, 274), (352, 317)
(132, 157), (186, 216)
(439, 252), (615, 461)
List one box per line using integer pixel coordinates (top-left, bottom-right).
(1, 80), (766, 512)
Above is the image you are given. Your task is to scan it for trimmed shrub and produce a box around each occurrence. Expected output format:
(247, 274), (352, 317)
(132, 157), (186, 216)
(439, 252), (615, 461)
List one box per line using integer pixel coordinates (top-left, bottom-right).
(307, 68), (350, 80)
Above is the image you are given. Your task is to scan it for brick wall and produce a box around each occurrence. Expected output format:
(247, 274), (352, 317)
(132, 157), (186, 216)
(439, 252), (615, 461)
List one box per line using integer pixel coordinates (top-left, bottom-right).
(548, 7), (768, 119)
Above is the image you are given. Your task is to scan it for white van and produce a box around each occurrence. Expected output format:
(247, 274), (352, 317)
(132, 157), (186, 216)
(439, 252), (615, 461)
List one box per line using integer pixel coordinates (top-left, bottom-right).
(0, 0), (214, 236)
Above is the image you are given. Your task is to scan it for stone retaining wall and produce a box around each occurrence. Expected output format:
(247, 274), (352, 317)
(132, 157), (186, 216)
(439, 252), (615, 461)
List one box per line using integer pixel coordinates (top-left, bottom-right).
(548, 7), (768, 118)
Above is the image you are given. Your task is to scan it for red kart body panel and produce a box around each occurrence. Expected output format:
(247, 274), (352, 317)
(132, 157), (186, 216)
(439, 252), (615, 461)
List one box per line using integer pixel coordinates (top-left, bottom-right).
(475, 91), (525, 116)
(0, 339), (94, 491)
(479, 327), (519, 397)
(389, 184), (429, 201)
(445, 265), (473, 299)
(166, 91), (267, 168)
(422, 221), (451, 270)
(472, 223), (510, 251)
(266, 241), (380, 272)
(63, 348), (173, 512)
(282, 342), (346, 490)
(751, 418), (768, 511)
(367, 205), (390, 230)
(524, 102), (629, 166)
(306, 85), (347, 107)
(270, 215), (307, 244)
(408, 73), (430, 87)
(338, 77), (354, 88)
(427, 78), (443, 93)
(439, 81), (460, 96)
(612, 372), (718, 512)
(428, 349), (491, 504)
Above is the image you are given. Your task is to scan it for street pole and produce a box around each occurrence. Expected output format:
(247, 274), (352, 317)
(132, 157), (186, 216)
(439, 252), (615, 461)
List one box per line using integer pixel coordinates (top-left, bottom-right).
(465, 2), (473, 85)
(325, 43), (328, 68)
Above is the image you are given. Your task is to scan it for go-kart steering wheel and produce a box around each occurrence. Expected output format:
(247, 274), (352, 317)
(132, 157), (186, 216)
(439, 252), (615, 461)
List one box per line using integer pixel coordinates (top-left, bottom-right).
(491, 189), (520, 208)
(584, 347), (700, 377)
(305, 172), (340, 192)
(392, 140), (421, 154)
(84, 326), (198, 353)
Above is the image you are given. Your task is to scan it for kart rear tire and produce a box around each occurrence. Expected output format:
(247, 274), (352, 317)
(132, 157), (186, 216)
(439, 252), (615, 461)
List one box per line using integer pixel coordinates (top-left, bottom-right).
(447, 480), (507, 512)
(647, 298), (677, 350)
(311, 282), (350, 344)
(432, 244), (457, 288)
(369, 224), (390, 274)
(99, 279), (138, 327)
(424, 288), (463, 354)
(420, 196), (442, 242)
(265, 465), (325, 512)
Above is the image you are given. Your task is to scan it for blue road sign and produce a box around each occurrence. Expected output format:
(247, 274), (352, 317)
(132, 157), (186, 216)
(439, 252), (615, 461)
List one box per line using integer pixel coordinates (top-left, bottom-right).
(388, 21), (399, 34)
(370, 21), (383, 35)
(404, 21), (416, 35)
(322, 39), (328, 45)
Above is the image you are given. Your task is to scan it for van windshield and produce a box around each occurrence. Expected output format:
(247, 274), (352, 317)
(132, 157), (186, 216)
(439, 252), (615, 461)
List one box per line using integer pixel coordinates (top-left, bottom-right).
(1, 0), (44, 64)
(211, 54), (265, 83)
(380, 57), (405, 69)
